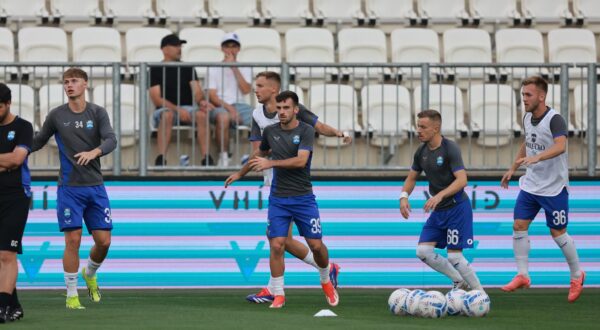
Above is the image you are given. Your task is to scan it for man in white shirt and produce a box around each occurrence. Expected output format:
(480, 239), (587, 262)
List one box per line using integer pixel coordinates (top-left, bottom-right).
(207, 32), (253, 166)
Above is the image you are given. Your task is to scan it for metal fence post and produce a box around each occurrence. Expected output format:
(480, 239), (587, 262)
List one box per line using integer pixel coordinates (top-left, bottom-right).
(587, 63), (597, 176)
(420, 63), (429, 111)
(111, 62), (121, 176)
(281, 62), (290, 91)
(139, 63), (148, 177)
(559, 63), (570, 126)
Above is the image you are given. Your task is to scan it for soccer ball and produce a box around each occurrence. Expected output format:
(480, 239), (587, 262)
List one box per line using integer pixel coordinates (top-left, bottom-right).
(405, 289), (426, 316)
(387, 288), (410, 315)
(418, 291), (448, 318)
(462, 290), (491, 317)
(445, 289), (466, 316)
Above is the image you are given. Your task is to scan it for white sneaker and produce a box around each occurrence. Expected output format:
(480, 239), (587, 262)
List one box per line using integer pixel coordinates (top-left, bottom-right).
(218, 152), (230, 167)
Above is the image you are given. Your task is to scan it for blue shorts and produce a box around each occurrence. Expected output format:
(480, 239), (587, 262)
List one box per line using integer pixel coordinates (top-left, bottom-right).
(419, 198), (474, 250)
(57, 185), (113, 233)
(152, 105), (198, 128)
(514, 187), (569, 229)
(267, 194), (322, 239)
(209, 103), (253, 127)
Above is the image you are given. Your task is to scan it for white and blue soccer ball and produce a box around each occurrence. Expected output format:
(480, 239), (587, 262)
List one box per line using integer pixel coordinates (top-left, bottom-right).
(445, 289), (467, 316)
(462, 290), (491, 317)
(418, 291), (448, 318)
(405, 289), (426, 316)
(388, 288), (411, 315)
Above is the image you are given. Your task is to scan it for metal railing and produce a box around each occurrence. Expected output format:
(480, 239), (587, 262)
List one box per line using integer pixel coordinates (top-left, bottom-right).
(1, 61), (597, 175)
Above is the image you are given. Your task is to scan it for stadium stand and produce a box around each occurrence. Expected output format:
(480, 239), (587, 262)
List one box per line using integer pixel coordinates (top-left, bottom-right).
(364, 0), (417, 24)
(414, 84), (468, 138)
(469, 84), (521, 146)
(72, 27), (121, 78)
(207, 0), (261, 24)
(443, 28), (492, 79)
(417, 0), (470, 24)
(103, 0), (155, 23)
(469, 0), (521, 24)
(234, 28), (281, 67)
(261, 0), (312, 24)
(285, 27), (335, 79)
(308, 84), (360, 147)
(0, 27), (14, 77)
(361, 84), (413, 147)
(313, 0), (365, 24)
(179, 27), (225, 77)
(125, 27), (172, 63)
(49, 0), (102, 22)
(6, 83), (35, 130)
(574, 0), (600, 21)
(337, 28), (388, 78)
(548, 28), (597, 63)
(573, 84), (600, 136)
(18, 27), (68, 77)
(521, 0), (572, 23)
(495, 28), (545, 78)
(156, 0), (208, 24)
(390, 28), (440, 78)
(93, 84), (139, 147)
(0, 0), (49, 21)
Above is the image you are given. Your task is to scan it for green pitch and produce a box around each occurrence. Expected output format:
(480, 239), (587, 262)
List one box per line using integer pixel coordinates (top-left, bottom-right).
(7, 288), (600, 329)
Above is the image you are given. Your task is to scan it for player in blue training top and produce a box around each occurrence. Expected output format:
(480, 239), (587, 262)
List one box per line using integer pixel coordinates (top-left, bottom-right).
(0, 83), (33, 322)
(225, 91), (339, 309)
(400, 109), (484, 292)
(501, 76), (584, 302)
(32, 68), (117, 309)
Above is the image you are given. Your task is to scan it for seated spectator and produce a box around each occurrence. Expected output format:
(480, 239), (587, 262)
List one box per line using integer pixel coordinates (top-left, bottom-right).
(150, 34), (214, 166)
(207, 32), (253, 166)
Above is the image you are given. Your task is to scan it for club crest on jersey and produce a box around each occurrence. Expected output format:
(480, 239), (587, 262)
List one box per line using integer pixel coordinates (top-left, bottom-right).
(531, 133), (537, 143)
(86, 120), (94, 129)
(436, 156), (443, 166)
(292, 135), (300, 144)
(7, 130), (15, 141)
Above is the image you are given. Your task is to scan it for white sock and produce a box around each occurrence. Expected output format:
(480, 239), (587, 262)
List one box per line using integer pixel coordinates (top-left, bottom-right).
(267, 277), (274, 294)
(513, 231), (530, 277)
(302, 250), (319, 269)
(553, 233), (582, 279)
(416, 245), (463, 283)
(318, 264), (331, 284)
(447, 252), (483, 291)
(64, 272), (78, 297)
(85, 258), (102, 278)
(270, 276), (284, 296)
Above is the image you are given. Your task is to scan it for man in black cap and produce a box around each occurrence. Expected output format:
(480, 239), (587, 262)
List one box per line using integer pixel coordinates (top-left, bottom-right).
(0, 83), (33, 322)
(150, 34), (213, 166)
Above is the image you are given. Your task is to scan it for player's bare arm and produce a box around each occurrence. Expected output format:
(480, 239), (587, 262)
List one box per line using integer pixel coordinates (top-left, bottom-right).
(314, 121), (352, 144)
(400, 170), (419, 219)
(225, 148), (269, 187)
(249, 149), (310, 172)
(424, 169), (467, 213)
(501, 142), (526, 189)
(0, 146), (28, 169)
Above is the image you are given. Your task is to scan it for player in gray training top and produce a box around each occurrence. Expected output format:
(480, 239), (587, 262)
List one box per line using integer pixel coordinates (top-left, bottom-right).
(400, 109), (483, 292)
(500, 76), (584, 302)
(32, 68), (116, 310)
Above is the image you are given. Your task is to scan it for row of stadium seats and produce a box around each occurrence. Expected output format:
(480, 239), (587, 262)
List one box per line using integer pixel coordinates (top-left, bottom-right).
(2, 0), (597, 25)
(7, 82), (599, 148)
(1, 26), (597, 79)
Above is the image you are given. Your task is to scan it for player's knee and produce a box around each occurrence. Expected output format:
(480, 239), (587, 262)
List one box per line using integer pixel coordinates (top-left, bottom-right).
(307, 240), (324, 253)
(95, 237), (111, 251)
(416, 244), (433, 261)
(513, 221), (529, 232)
(64, 235), (82, 249)
(270, 240), (286, 254)
(0, 251), (16, 264)
(446, 252), (463, 265)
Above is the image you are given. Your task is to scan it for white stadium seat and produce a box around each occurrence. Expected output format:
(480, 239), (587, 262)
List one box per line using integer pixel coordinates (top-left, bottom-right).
(103, 0), (155, 20)
(72, 27), (121, 62)
(495, 28), (544, 78)
(469, 84), (520, 146)
(418, 0), (468, 21)
(443, 28), (492, 78)
(361, 84), (413, 146)
(208, 0), (259, 20)
(7, 84), (35, 129)
(574, 0), (600, 20)
(18, 27), (67, 77)
(338, 28), (387, 78)
(365, 0), (416, 21)
(0, 0), (48, 18)
(470, 0), (520, 21)
(180, 28), (225, 77)
(234, 28), (281, 64)
(285, 28), (335, 79)
(93, 84), (140, 146)
(156, 0), (207, 21)
(125, 28), (172, 63)
(50, 0), (102, 20)
(261, 0), (311, 21)
(308, 84), (360, 147)
(521, 0), (571, 21)
(313, 0), (363, 21)
(548, 28), (596, 63)
(0, 27), (14, 61)
(573, 85), (600, 137)
(414, 84), (468, 138)
(391, 28), (439, 78)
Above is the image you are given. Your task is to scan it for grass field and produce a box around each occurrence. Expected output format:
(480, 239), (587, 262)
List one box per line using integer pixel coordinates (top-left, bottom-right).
(6, 288), (600, 329)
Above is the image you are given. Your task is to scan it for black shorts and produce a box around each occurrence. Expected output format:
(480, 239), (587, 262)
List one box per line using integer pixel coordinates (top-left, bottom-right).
(0, 193), (30, 254)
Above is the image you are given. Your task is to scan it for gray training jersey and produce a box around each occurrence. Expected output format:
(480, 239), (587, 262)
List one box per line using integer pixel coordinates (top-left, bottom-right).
(33, 102), (117, 186)
(519, 107), (569, 196)
(260, 121), (314, 197)
(411, 138), (468, 210)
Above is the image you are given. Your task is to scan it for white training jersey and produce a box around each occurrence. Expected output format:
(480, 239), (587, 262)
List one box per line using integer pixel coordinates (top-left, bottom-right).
(252, 104), (279, 133)
(519, 108), (569, 196)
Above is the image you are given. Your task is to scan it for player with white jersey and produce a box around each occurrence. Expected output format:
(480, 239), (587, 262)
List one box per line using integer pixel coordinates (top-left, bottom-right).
(400, 109), (484, 292)
(243, 71), (350, 304)
(501, 76), (584, 302)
